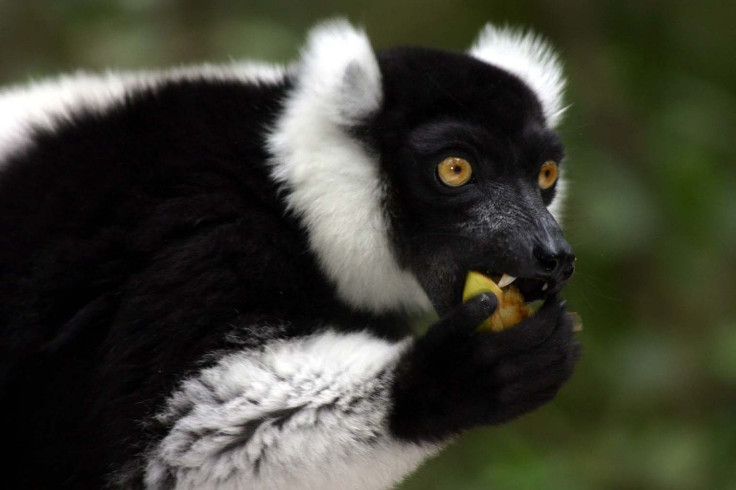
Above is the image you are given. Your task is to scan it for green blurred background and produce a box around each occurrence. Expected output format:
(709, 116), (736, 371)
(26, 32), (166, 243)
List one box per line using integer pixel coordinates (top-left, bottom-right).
(1, 1), (734, 488)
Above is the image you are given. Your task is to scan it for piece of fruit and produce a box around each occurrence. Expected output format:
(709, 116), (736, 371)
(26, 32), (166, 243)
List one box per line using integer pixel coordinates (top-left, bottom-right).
(568, 312), (584, 333)
(462, 271), (532, 332)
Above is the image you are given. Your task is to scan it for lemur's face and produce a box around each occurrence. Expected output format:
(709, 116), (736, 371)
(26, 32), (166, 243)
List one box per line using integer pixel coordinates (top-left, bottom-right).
(371, 48), (574, 315)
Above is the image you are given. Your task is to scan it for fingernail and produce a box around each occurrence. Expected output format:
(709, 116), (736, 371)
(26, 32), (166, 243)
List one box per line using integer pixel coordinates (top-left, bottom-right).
(478, 293), (496, 312)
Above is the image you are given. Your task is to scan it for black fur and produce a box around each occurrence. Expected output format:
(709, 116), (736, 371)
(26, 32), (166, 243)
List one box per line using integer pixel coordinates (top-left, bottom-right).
(0, 46), (579, 487)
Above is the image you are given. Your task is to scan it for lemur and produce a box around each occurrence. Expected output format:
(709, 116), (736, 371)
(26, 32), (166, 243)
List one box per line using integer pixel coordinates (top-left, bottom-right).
(0, 20), (580, 489)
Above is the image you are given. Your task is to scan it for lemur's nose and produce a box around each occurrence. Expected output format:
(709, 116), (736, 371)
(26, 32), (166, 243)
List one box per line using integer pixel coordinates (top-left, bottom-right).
(533, 243), (575, 283)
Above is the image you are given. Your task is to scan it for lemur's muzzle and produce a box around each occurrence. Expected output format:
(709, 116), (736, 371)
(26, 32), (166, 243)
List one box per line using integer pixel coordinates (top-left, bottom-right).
(477, 205), (574, 302)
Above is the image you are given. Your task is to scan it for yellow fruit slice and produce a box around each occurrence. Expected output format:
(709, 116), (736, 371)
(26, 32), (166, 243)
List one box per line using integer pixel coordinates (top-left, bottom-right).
(462, 271), (504, 331)
(462, 271), (532, 332)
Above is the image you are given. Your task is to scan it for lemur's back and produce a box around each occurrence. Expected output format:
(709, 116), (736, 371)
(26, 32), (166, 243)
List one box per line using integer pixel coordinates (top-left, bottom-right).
(0, 72), (324, 485)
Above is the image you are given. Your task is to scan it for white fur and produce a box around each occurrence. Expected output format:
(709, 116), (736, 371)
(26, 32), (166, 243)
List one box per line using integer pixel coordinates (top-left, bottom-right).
(267, 20), (432, 314)
(469, 25), (567, 128)
(547, 170), (568, 225)
(0, 62), (288, 166)
(145, 330), (440, 490)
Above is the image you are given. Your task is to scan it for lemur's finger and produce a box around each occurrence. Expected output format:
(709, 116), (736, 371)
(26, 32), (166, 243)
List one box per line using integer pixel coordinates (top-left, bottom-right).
(452, 292), (499, 332)
(426, 292), (498, 340)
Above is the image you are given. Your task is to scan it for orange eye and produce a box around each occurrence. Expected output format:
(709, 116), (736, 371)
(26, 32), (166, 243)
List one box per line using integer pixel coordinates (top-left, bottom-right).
(437, 157), (473, 187)
(538, 161), (558, 190)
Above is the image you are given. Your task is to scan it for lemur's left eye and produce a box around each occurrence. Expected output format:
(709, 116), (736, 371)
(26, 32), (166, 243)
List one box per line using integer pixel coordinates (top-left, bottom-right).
(437, 157), (473, 187)
(538, 160), (558, 190)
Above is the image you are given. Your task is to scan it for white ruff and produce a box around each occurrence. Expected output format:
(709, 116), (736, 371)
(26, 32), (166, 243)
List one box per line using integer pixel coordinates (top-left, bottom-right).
(267, 20), (432, 314)
(145, 330), (440, 490)
(0, 62), (288, 167)
(469, 24), (567, 128)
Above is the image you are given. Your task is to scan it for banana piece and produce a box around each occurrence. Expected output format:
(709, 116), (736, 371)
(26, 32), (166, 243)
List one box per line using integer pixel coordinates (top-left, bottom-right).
(462, 271), (532, 332)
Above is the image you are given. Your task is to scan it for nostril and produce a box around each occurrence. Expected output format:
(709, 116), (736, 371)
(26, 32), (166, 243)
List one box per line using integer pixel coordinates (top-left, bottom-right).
(540, 255), (558, 273)
(534, 247), (559, 274)
(534, 245), (575, 282)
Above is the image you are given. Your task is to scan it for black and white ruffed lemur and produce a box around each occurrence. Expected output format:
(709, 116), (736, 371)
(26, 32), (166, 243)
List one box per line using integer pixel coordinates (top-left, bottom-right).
(0, 19), (580, 489)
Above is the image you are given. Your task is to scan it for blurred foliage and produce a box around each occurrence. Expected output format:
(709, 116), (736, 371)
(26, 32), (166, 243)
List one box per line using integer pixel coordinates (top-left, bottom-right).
(1, 0), (734, 488)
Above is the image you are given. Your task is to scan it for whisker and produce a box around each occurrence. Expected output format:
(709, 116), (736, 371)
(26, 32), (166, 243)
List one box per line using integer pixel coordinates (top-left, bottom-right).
(570, 270), (623, 303)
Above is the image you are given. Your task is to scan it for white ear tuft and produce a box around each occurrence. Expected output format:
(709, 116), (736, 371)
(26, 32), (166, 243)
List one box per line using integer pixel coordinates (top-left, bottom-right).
(469, 25), (566, 127)
(298, 19), (382, 125)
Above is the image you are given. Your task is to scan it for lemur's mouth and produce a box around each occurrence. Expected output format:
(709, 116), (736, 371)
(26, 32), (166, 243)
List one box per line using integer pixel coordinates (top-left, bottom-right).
(475, 270), (554, 304)
(465, 269), (582, 333)
(460, 269), (550, 331)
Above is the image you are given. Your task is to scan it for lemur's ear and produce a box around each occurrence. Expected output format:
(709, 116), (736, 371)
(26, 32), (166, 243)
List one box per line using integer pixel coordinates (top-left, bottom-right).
(468, 25), (566, 127)
(296, 19), (382, 125)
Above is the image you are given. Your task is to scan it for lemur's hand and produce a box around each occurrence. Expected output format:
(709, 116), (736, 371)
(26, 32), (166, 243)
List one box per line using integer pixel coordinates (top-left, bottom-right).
(390, 293), (580, 442)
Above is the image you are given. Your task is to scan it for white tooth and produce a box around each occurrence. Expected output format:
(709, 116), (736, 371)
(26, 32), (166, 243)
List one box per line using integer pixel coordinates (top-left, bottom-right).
(498, 274), (517, 288)
(542, 283), (549, 291)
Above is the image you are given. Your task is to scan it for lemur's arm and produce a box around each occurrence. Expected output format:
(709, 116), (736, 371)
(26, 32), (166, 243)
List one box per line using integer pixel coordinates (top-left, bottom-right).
(143, 294), (578, 490)
(144, 330), (436, 490)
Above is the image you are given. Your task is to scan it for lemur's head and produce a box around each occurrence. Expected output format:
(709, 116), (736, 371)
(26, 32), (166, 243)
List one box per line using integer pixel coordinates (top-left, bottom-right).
(269, 20), (573, 316)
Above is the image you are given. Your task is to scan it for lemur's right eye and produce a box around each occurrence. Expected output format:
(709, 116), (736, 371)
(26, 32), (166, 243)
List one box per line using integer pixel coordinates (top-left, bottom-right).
(437, 157), (473, 187)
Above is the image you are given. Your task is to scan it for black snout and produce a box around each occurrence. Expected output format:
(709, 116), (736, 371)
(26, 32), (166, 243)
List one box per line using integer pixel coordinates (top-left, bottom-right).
(533, 242), (575, 284)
